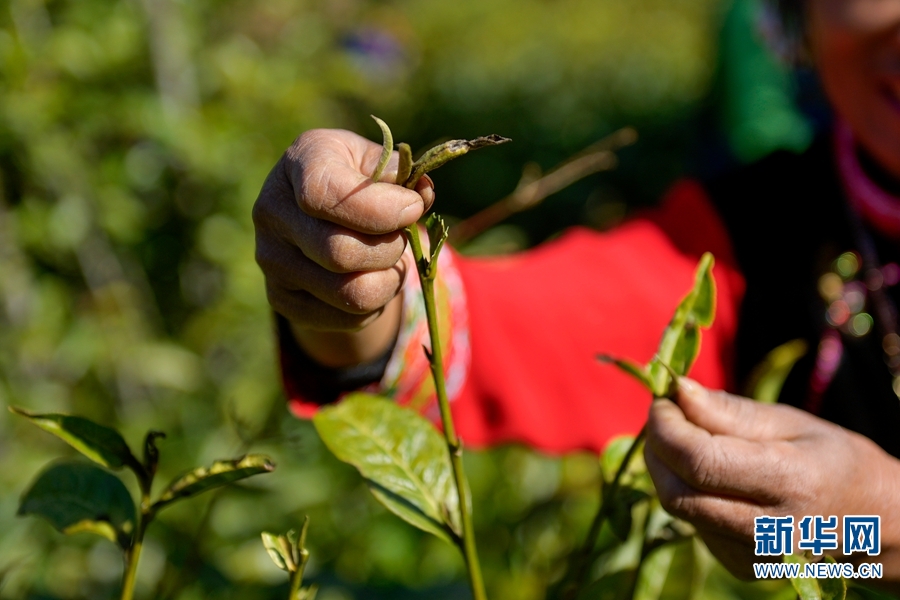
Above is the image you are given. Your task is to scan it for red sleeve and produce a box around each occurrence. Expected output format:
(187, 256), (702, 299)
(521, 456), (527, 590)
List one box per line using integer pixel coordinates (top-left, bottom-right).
(449, 179), (745, 454)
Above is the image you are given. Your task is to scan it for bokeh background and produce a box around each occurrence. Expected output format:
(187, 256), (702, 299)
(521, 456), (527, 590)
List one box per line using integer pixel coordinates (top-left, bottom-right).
(0, 0), (815, 598)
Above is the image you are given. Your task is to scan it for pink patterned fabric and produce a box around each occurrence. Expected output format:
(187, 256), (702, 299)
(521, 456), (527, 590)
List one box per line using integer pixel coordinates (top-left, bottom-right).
(835, 120), (900, 239)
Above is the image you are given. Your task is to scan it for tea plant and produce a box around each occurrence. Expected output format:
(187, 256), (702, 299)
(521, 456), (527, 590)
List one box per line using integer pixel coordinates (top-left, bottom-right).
(262, 517), (318, 600)
(312, 117), (508, 600)
(10, 407), (275, 600)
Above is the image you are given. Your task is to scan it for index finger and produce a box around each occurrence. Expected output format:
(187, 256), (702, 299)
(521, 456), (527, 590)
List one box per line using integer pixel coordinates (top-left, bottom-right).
(674, 377), (810, 441)
(285, 129), (435, 235)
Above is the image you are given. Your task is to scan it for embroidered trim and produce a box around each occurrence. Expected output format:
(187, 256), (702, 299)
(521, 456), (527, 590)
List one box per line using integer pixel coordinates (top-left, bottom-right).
(835, 120), (900, 239)
(363, 240), (470, 417)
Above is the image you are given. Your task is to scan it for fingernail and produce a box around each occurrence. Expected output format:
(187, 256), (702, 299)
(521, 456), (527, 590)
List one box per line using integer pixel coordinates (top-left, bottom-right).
(677, 377), (705, 399)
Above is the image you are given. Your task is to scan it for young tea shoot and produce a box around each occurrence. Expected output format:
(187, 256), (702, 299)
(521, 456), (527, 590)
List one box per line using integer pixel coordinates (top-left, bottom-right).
(559, 252), (716, 599)
(10, 407), (275, 600)
(262, 516), (318, 600)
(313, 116), (508, 600)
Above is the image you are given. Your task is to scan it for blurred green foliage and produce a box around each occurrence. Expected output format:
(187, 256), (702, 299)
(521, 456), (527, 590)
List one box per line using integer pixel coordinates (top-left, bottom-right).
(0, 0), (800, 598)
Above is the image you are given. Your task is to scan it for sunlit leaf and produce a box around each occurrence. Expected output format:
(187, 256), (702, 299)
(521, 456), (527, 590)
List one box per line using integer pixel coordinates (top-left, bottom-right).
(600, 435), (653, 493)
(369, 115), (393, 183)
(313, 393), (461, 545)
(745, 339), (808, 404)
(261, 531), (292, 572)
(153, 454), (275, 510)
(18, 460), (136, 549)
(9, 407), (140, 471)
(261, 517), (310, 574)
(655, 539), (696, 600)
(647, 252), (716, 396)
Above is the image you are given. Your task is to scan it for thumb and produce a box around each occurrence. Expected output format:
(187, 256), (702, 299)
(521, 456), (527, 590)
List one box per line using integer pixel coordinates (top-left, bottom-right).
(675, 377), (802, 440)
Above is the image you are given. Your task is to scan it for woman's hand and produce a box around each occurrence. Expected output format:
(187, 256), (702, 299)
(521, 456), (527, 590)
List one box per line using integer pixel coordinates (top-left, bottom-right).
(645, 378), (900, 589)
(252, 129), (434, 367)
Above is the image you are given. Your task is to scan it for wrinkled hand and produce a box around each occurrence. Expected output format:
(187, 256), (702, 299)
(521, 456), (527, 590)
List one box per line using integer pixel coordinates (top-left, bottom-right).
(252, 129), (434, 366)
(645, 378), (900, 581)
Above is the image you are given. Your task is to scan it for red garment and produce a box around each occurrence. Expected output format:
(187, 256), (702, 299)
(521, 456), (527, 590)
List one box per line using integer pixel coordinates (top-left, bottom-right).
(283, 180), (745, 454)
(449, 181), (744, 454)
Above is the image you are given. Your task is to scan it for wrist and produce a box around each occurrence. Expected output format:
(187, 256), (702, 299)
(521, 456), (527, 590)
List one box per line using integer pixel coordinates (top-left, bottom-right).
(290, 294), (403, 368)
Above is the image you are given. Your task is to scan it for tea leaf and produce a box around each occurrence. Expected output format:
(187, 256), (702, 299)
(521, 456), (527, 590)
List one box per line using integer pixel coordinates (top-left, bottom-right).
(153, 454), (275, 510)
(397, 143), (413, 185)
(608, 495), (633, 541)
(9, 407), (139, 471)
(370, 115), (393, 183)
(745, 339), (808, 404)
(576, 568), (637, 600)
(313, 393), (461, 545)
(18, 460), (136, 549)
(404, 135), (511, 189)
(143, 430), (166, 477)
(785, 553), (823, 600)
(819, 556), (847, 600)
(647, 252), (716, 397)
(261, 531), (293, 572)
(597, 355), (651, 390)
(600, 435), (652, 492)
(425, 213), (450, 277)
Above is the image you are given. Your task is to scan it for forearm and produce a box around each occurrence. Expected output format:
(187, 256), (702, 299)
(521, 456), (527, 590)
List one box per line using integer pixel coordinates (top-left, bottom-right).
(289, 294), (403, 368)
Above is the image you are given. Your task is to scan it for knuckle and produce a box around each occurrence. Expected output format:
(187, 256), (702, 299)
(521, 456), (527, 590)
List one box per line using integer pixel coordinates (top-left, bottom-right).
(251, 193), (274, 231)
(291, 129), (331, 155)
(322, 235), (365, 273)
(684, 445), (719, 490)
(658, 486), (695, 520)
(334, 272), (398, 314)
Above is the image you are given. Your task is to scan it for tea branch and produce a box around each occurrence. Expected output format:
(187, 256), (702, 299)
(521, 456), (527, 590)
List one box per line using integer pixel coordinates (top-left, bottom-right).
(371, 116), (510, 600)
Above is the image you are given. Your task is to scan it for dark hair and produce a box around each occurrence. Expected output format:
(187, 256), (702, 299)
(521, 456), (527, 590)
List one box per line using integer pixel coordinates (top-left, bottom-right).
(766, 0), (806, 61)
(775, 0), (805, 40)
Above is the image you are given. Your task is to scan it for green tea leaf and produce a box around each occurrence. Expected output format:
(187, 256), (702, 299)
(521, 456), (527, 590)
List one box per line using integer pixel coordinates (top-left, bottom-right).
(370, 115), (393, 183)
(425, 213), (450, 276)
(404, 135), (511, 189)
(745, 339), (808, 404)
(608, 495), (634, 541)
(143, 430), (166, 477)
(261, 531), (293, 572)
(9, 407), (139, 471)
(313, 393), (461, 545)
(667, 323), (699, 380)
(819, 556), (847, 600)
(647, 252), (716, 396)
(600, 435), (652, 492)
(656, 539), (697, 600)
(597, 355), (651, 390)
(576, 568), (637, 600)
(18, 460), (136, 549)
(153, 454), (275, 510)
(785, 553), (823, 600)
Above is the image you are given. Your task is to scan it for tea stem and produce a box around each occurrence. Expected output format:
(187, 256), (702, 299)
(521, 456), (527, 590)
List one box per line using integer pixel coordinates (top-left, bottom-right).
(120, 497), (152, 600)
(289, 570), (303, 599)
(404, 222), (487, 600)
(561, 426), (646, 599)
